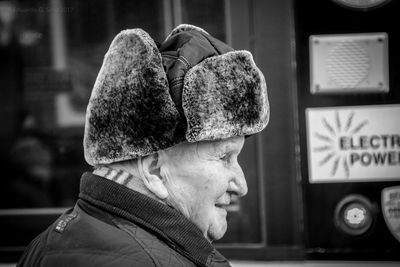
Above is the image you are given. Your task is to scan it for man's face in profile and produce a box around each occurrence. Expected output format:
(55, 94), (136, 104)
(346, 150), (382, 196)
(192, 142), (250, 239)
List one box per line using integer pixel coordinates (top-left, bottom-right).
(160, 136), (247, 241)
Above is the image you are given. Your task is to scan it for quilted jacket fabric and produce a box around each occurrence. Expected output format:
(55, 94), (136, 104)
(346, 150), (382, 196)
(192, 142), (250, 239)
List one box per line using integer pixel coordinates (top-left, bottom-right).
(17, 172), (231, 267)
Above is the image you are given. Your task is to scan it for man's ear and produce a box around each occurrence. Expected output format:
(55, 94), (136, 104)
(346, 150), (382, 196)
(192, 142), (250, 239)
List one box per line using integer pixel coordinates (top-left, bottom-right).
(139, 154), (169, 200)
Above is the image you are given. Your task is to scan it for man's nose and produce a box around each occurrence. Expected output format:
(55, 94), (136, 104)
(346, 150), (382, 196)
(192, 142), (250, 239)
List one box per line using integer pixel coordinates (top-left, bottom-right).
(229, 166), (248, 197)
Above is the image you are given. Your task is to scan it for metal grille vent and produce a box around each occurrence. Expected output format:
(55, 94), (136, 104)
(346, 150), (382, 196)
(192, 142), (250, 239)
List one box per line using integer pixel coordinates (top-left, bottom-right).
(327, 40), (370, 88)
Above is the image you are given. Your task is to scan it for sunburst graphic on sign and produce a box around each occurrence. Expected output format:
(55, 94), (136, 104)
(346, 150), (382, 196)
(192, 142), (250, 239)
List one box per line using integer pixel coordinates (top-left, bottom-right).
(313, 111), (369, 178)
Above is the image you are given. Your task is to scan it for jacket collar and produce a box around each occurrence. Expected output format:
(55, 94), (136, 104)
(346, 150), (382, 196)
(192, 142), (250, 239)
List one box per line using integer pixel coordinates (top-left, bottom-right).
(79, 172), (229, 267)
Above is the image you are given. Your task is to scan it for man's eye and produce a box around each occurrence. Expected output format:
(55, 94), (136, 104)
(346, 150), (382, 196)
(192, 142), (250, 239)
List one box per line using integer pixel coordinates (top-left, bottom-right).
(219, 154), (228, 161)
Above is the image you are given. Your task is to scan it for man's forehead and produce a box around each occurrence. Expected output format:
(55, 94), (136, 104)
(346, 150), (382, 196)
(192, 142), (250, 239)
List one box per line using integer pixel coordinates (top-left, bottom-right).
(200, 136), (244, 151)
(160, 137), (244, 165)
(164, 136), (244, 156)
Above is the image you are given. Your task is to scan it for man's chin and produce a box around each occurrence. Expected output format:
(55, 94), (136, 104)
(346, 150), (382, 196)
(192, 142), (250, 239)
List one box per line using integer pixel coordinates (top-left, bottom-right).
(206, 220), (228, 242)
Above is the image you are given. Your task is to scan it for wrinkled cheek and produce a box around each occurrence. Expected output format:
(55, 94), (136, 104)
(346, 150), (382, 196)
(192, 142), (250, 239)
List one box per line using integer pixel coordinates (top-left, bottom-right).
(184, 194), (208, 225)
(202, 175), (218, 191)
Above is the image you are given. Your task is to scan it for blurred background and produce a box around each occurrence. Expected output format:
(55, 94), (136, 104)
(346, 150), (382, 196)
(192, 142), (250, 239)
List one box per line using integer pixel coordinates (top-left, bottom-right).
(0, 0), (399, 266)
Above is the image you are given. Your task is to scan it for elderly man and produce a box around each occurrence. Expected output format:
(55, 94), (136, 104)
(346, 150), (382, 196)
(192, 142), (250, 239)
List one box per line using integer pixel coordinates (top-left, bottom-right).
(18, 24), (269, 267)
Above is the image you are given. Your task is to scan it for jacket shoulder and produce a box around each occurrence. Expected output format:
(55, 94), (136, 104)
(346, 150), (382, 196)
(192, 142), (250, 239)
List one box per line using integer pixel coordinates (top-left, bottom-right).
(114, 216), (197, 267)
(18, 206), (158, 267)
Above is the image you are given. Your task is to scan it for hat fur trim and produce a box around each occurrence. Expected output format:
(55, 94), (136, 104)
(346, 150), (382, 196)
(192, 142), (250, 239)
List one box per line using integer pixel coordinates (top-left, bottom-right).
(84, 29), (185, 165)
(182, 50), (269, 142)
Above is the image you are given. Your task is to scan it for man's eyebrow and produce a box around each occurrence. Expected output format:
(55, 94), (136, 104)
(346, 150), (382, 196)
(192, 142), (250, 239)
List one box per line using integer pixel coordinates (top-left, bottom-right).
(214, 141), (238, 152)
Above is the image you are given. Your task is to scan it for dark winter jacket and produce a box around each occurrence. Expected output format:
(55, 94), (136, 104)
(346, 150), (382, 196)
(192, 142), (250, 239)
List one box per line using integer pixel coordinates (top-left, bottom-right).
(17, 172), (231, 267)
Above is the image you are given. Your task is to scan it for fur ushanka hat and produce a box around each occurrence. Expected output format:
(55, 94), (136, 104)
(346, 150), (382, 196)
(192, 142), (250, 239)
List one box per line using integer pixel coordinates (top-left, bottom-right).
(84, 24), (269, 166)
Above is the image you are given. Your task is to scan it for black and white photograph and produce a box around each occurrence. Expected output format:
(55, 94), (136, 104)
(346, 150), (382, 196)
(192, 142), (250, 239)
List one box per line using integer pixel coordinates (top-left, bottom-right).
(0, 0), (399, 266)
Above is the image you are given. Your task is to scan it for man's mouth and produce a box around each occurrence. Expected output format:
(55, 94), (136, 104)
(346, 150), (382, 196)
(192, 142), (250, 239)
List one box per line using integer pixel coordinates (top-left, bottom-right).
(215, 194), (232, 209)
(215, 202), (230, 209)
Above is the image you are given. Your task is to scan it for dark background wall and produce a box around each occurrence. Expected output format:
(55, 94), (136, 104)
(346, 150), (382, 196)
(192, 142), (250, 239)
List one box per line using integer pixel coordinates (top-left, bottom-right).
(294, 0), (400, 260)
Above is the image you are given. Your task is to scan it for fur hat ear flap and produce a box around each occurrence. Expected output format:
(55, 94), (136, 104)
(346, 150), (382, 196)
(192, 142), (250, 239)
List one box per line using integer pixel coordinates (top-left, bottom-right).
(84, 29), (185, 166)
(182, 50), (269, 142)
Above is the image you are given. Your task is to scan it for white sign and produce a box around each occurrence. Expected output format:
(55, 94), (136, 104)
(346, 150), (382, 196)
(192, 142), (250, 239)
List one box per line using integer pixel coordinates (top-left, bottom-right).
(306, 104), (400, 183)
